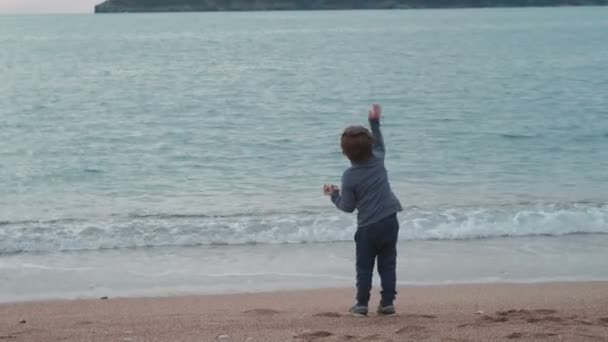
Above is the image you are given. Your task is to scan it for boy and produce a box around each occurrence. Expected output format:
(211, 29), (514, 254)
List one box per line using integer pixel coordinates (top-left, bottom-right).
(323, 104), (402, 317)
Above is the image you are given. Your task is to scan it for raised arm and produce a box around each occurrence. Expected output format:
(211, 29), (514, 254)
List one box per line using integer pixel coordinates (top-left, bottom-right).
(369, 104), (385, 158)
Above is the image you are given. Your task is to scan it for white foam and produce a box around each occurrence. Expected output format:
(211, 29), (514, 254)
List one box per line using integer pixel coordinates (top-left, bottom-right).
(1, 202), (606, 254)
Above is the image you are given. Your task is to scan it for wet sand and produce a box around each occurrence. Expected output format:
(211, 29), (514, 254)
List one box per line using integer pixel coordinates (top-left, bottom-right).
(1, 282), (607, 341)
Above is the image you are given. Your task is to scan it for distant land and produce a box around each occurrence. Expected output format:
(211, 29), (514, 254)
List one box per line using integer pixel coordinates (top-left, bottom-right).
(94, 0), (607, 13)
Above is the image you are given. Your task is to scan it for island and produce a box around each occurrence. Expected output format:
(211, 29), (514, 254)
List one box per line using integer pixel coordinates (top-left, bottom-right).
(94, 0), (607, 12)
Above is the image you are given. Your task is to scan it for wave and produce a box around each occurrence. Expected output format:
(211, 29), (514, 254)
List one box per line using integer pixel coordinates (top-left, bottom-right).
(1, 201), (606, 255)
(499, 133), (542, 140)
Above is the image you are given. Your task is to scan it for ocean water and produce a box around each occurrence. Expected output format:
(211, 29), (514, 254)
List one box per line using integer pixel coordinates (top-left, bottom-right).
(1, 7), (608, 301)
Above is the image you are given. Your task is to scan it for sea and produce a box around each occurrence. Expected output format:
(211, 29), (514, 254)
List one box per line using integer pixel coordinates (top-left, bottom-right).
(1, 7), (607, 302)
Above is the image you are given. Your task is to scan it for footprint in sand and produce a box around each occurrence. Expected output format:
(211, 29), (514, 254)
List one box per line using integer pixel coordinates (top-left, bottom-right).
(497, 309), (528, 317)
(461, 310), (543, 329)
(506, 332), (524, 339)
(313, 312), (342, 318)
(506, 332), (558, 339)
(497, 309), (557, 317)
(395, 325), (432, 341)
(461, 308), (564, 328)
(533, 309), (558, 315)
(402, 313), (437, 319)
(242, 308), (280, 315)
(458, 314), (506, 329)
(293, 330), (334, 339)
(526, 316), (563, 323)
(576, 333), (608, 340)
(495, 309), (565, 324)
(480, 315), (508, 323)
(395, 325), (428, 334)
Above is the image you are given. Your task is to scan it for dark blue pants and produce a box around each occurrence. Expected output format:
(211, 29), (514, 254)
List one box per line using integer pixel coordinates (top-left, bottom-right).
(354, 214), (399, 306)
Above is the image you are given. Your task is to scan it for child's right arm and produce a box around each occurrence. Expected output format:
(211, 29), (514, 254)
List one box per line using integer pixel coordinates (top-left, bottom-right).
(329, 176), (356, 213)
(368, 104), (385, 159)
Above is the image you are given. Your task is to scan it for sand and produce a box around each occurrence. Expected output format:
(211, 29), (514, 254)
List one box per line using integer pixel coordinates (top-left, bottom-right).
(1, 282), (607, 342)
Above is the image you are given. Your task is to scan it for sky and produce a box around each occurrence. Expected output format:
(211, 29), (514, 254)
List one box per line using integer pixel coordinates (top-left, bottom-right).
(0, 0), (102, 14)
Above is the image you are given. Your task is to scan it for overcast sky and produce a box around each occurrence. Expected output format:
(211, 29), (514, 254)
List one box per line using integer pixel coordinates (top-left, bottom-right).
(0, 0), (102, 14)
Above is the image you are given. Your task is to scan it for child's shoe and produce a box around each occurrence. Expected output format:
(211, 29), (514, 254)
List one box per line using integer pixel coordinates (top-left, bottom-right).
(376, 303), (396, 316)
(348, 304), (368, 317)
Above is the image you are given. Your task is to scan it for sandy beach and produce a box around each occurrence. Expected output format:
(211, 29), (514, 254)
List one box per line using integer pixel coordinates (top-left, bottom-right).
(1, 282), (607, 341)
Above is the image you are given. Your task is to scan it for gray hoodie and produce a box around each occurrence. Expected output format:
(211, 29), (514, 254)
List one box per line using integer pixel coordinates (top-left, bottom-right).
(331, 118), (403, 227)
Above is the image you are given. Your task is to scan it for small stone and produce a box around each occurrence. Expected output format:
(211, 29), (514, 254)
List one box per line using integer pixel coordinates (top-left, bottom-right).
(100, 296), (109, 300)
(476, 310), (484, 315)
(19, 320), (26, 324)
(216, 335), (230, 341)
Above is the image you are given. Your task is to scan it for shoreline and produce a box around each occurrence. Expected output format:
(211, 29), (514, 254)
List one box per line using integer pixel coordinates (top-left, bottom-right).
(3, 234), (608, 304)
(2, 281), (607, 341)
(3, 278), (608, 305)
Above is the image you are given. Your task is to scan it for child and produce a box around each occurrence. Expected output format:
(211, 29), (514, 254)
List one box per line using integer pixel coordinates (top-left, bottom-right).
(323, 104), (402, 317)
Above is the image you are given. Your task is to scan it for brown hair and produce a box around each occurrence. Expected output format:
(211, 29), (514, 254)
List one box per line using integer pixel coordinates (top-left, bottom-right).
(341, 125), (373, 163)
